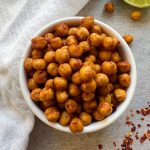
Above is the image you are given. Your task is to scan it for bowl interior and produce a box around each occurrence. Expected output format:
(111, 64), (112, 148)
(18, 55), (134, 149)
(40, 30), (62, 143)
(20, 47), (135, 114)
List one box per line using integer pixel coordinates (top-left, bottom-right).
(20, 17), (136, 133)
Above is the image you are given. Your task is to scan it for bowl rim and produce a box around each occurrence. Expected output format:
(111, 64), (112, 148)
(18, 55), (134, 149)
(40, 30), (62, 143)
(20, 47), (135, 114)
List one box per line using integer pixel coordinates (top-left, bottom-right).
(19, 16), (137, 134)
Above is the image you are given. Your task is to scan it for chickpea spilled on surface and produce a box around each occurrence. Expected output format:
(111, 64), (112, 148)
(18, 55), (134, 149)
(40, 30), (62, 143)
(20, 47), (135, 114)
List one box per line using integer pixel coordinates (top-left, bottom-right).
(24, 16), (131, 133)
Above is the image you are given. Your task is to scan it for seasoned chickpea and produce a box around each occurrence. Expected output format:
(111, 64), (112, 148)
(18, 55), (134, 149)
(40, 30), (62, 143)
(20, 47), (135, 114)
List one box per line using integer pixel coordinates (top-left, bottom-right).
(101, 61), (117, 75)
(31, 37), (47, 49)
(114, 88), (126, 102)
(79, 41), (90, 53)
(76, 27), (89, 41)
(98, 102), (112, 116)
(80, 65), (96, 82)
(81, 16), (94, 29)
(55, 23), (69, 37)
(31, 88), (41, 101)
(54, 77), (67, 90)
(47, 63), (59, 77)
(55, 48), (70, 63)
(58, 63), (72, 78)
(131, 11), (142, 21)
(99, 50), (111, 61)
(123, 34), (133, 44)
(24, 58), (34, 72)
(40, 100), (56, 110)
(104, 2), (114, 13)
(75, 104), (82, 114)
(82, 92), (95, 102)
(31, 49), (43, 59)
(101, 33), (107, 38)
(69, 117), (83, 133)
(68, 45), (83, 58)
(69, 58), (83, 71)
(56, 91), (68, 103)
(27, 78), (38, 91)
(110, 51), (121, 62)
(45, 107), (60, 122)
(89, 33), (103, 47)
(109, 74), (117, 83)
(83, 61), (95, 70)
(50, 37), (62, 49)
(32, 59), (46, 70)
(93, 110), (105, 121)
(118, 73), (130, 87)
(68, 83), (80, 97)
(66, 35), (78, 46)
(94, 64), (101, 73)
(98, 94), (111, 104)
(43, 33), (54, 43)
(59, 111), (71, 126)
(85, 55), (96, 63)
(72, 71), (82, 84)
(91, 25), (102, 34)
(68, 27), (78, 36)
(80, 112), (92, 126)
(99, 83), (113, 96)
(45, 79), (54, 89)
(117, 61), (131, 73)
(83, 100), (97, 113)
(44, 51), (55, 63)
(65, 99), (77, 114)
(95, 73), (109, 87)
(33, 71), (47, 84)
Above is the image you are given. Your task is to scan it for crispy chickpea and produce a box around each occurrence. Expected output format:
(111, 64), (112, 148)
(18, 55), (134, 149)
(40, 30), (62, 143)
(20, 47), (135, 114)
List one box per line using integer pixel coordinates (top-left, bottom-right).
(79, 112), (92, 126)
(69, 58), (83, 71)
(33, 71), (47, 84)
(55, 23), (69, 37)
(82, 92), (95, 102)
(94, 64), (101, 73)
(99, 83), (113, 96)
(114, 88), (126, 102)
(45, 107), (60, 122)
(104, 2), (114, 13)
(40, 100), (56, 110)
(123, 34), (133, 44)
(65, 99), (77, 114)
(68, 83), (80, 97)
(68, 45), (83, 58)
(85, 55), (96, 63)
(91, 25), (102, 34)
(76, 27), (89, 41)
(31, 37), (47, 49)
(44, 51), (55, 63)
(58, 63), (72, 78)
(109, 74), (117, 83)
(75, 104), (82, 114)
(50, 37), (62, 49)
(43, 33), (54, 43)
(98, 94), (111, 104)
(93, 110), (105, 121)
(69, 117), (83, 133)
(89, 33), (103, 47)
(27, 78), (38, 91)
(83, 100), (97, 113)
(47, 63), (59, 77)
(99, 50), (111, 61)
(59, 111), (71, 126)
(131, 11), (142, 21)
(32, 59), (46, 70)
(55, 48), (70, 63)
(24, 58), (34, 72)
(81, 16), (94, 29)
(54, 77), (67, 90)
(98, 102), (112, 116)
(45, 79), (54, 89)
(56, 91), (68, 103)
(101, 33), (107, 38)
(83, 61), (95, 70)
(31, 49), (43, 59)
(80, 65), (96, 82)
(101, 61), (117, 75)
(118, 73), (130, 87)
(68, 27), (78, 36)
(72, 71), (82, 84)
(31, 88), (41, 101)
(110, 51), (121, 62)
(117, 61), (131, 73)
(95, 73), (109, 87)
(79, 41), (90, 53)
(66, 35), (78, 46)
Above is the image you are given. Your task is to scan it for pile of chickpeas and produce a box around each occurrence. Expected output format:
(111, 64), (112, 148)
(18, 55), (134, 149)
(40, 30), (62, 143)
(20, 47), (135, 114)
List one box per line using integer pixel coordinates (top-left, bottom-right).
(24, 16), (131, 133)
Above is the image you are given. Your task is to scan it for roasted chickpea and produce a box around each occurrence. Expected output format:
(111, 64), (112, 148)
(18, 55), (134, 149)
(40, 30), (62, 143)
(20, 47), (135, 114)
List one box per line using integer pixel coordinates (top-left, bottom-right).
(75, 104), (82, 114)
(109, 74), (117, 83)
(66, 35), (78, 46)
(44, 51), (55, 63)
(80, 112), (92, 126)
(118, 73), (130, 87)
(89, 33), (103, 47)
(94, 64), (101, 73)
(59, 111), (71, 126)
(50, 37), (62, 49)
(55, 48), (70, 63)
(68, 83), (80, 97)
(40, 100), (56, 110)
(33, 71), (47, 84)
(91, 25), (102, 34)
(110, 51), (121, 62)
(95, 73), (109, 87)
(45, 79), (54, 89)
(31, 88), (41, 101)
(98, 102), (112, 116)
(54, 77), (67, 90)
(81, 16), (94, 29)
(117, 61), (131, 73)
(31, 37), (47, 49)
(82, 92), (95, 102)
(27, 78), (38, 91)
(76, 27), (89, 41)
(55, 23), (69, 37)
(47, 63), (59, 77)
(83, 61), (95, 70)
(99, 83), (113, 96)
(104, 2), (114, 13)
(101, 61), (117, 75)
(32, 59), (46, 70)
(45, 107), (60, 122)
(68, 45), (83, 58)
(80, 65), (96, 82)
(79, 41), (90, 53)
(99, 50), (111, 61)
(131, 11), (142, 21)
(24, 58), (34, 72)
(85, 55), (96, 63)
(72, 71), (82, 84)
(98, 94), (111, 104)
(65, 99), (77, 114)
(58, 63), (72, 78)
(31, 49), (43, 59)
(83, 100), (97, 113)
(68, 27), (78, 36)
(56, 91), (68, 103)
(114, 88), (126, 102)
(43, 33), (54, 43)
(69, 117), (83, 133)
(69, 58), (83, 71)
(123, 34), (133, 44)
(93, 110), (105, 121)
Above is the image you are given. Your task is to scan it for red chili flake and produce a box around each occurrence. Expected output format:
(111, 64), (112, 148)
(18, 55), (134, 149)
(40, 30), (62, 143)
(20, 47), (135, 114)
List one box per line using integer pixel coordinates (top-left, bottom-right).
(131, 126), (136, 132)
(136, 110), (140, 114)
(98, 144), (103, 150)
(141, 108), (150, 116)
(147, 124), (150, 127)
(138, 124), (141, 128)
(135, 134), (139, 140)
(141, 118), (144, 121)
(126, 121), (131, 125)
(113, 141), (116, 147)
(140, 135), (147, 143)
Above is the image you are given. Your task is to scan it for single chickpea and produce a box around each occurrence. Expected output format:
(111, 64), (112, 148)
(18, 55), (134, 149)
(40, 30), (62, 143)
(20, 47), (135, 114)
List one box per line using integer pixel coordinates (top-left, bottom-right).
(33, 71), (47, 84)
(83, 61), (95, 70)
(114, 88), (126, 102)
(45, 79), (54, 89)
(66, 35), (78, 46)
(118, 73), (130, 87)
(99, 50), (111, 61)
(68, 83), (81, 97)
(93, 110), (105, 121)
(55, 23), (69, 37)
(31, 49), (43, 59)
(31, 88), (41, 101)
(45, 107), (60, 122)
(32, 59), (46, 70)
(65, 99), (77, 114)
(85, 55), (96, 63)
(98, 94), (111, 104)
(100, 33), (107, 38)
(83, 100), (97, 113)
(123, 34), (133, 44)
(89, 33), (103, 47)
(54, 77), (67, 90)
(79, 112), (92, 126)
(31, 37), (47, 49)
(69, 117), (83, 133)
(76, 27), (89, 41)
(99, 83), (113, 96)
(79, 41), (90, 53)
(94, 64), (101, 73)
(44, 51), (55, 63)
(68, 45), (83, 58)
(117, 61), (131, 73)
(82, 92), (95, 102)
(43, 33), (54, 43)
(40, 100), (56, 110)
(50, 37), (62, 49)
(69, 58), (83, 71)
(95, 73), (109, 87)
(56, 90), (69, 103)
(59, 111), (72, 126)
(75, 104), (82, 114)
(131, 11), (142, 21)
(81, 16), (94, 29)
(24, 58), (34, 72)
(90, 25), (102, 34)
(110, 51), (121, 62)
(109, 74), (117, 83)
(47, 63), (59, 77)
(101, 61), (117, 75)
(27, 78), (38, 91)
(68, 27), (78, 36)
(72, 71), (82, 85)
(104, 2), (114, 13)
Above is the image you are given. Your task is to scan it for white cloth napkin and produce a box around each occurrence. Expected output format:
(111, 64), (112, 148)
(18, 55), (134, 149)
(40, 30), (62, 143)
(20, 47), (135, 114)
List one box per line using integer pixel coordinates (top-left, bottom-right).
(0, 0), (89, 149)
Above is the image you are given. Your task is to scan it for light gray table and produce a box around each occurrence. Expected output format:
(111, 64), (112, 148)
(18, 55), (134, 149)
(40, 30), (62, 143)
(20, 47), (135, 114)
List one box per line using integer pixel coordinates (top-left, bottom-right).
(27, 0), (150, 149)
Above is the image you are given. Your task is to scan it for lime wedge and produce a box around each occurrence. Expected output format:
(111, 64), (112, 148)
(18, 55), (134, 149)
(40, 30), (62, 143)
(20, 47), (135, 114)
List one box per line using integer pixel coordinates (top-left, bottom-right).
(124, 0), (150, 8)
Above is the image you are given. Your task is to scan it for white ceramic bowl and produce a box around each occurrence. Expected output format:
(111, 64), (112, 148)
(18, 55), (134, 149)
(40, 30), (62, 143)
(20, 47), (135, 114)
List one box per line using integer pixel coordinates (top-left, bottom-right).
(20, 17), (137, 134)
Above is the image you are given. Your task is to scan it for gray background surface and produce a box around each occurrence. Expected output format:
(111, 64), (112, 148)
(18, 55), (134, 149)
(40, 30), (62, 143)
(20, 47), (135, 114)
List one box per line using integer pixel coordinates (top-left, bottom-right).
(27, 0), (150, 149)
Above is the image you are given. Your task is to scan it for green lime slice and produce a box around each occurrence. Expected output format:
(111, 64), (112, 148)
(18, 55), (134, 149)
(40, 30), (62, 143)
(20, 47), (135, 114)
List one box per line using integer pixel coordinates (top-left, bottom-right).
(124, 0), (150, 8)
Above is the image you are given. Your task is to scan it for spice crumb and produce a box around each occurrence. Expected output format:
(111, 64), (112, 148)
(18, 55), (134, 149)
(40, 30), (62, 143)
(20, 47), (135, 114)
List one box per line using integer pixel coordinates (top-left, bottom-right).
(136, 110), (140, 114)
(113, 141), (116, 147)
(138, 124), (141, 128)
(98, 144), (103, 150)
(141, 118), (144, 121)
